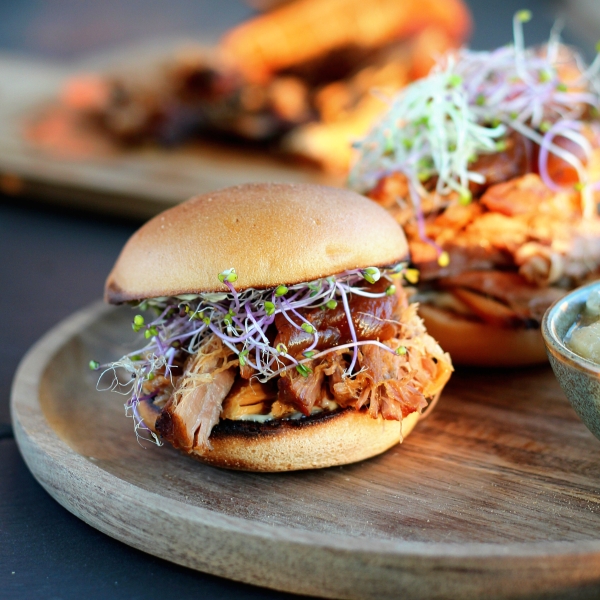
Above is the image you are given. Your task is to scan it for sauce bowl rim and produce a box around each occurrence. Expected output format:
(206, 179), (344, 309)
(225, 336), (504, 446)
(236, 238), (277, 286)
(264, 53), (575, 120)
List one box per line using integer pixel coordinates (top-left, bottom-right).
(542, 280), (600, 375)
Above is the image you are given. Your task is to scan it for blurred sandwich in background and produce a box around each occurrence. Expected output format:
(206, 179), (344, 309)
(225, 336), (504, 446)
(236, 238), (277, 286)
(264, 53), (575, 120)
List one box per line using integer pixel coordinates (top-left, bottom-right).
(60, 0), (471, 173)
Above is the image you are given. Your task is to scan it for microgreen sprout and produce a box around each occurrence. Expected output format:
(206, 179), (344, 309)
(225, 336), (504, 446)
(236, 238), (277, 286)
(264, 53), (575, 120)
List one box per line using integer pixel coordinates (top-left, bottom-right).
(396, 346), (408, 355)
(239, 349), (249, 367)
(385, 285), (397, 296)
(218, 268), (238, 284)
(132, 314), (145, 332)
(89, 360), (99, 370)
(275, 285), (288, 296)
(144, 326), (158, 339)
(301, 322), (316, 334)
(325, 299), (338, 309)
(361, 267), (381, 284)
(296, 364), (312, 378)
(516, 9), (532, 23)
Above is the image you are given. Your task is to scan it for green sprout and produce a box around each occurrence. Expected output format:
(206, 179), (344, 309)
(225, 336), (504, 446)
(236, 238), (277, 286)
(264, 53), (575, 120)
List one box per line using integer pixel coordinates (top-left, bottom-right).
(296, 364), (313, 378)
(218, 268), (238, 284)
(395, 346), (407, 355)
(276, 343), (288, 354)
(239, 349), (249, 367)
(301, 322), (316, 334)
(516, 9), (532, 23)
(459, 189), (473, 206)
(132, 314), (145, 332)
(264, 301), (276, 316)
(144, 326), (158, 339)
(89, 360), (99, 370)
(303, 350), (316, 358)
(275, 285), (288, 297)
(325, 299), (338, 310)
(361, 267), (381, 284)
(385, 285), (396, 296)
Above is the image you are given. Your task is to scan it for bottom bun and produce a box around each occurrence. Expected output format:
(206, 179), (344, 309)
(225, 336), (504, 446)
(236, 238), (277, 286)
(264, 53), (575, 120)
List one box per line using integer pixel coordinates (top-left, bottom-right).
(191, 408), (421, 472)
(418, 303), (548, 367)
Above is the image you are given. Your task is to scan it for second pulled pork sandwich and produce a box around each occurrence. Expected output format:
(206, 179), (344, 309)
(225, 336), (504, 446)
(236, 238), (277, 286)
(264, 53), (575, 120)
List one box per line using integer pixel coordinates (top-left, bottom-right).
(95, 183), (452, 471)
(350, 13), (600, 366)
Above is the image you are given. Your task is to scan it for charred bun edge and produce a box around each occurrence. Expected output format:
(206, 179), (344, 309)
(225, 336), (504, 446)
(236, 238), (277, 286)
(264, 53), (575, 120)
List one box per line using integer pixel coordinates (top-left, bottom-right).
(418, 302), (547, 367)
(188, 409), (421, 472)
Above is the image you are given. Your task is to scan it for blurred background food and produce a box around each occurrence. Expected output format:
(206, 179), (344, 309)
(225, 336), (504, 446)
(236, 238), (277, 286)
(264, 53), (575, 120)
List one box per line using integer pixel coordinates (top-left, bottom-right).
(55, 0), (471, 174)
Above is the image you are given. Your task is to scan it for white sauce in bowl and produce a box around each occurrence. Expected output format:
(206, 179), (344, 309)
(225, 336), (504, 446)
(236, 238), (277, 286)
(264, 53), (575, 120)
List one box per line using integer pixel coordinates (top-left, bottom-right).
(566, 290), (600, 363)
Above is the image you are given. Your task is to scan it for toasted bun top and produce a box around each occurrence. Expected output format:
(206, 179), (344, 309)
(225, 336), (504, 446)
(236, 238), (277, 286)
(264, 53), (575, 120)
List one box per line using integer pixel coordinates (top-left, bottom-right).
(105, 183), (408, 303)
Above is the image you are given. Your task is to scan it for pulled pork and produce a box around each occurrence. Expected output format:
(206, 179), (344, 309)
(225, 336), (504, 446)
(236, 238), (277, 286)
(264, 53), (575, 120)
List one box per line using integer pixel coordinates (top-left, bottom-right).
(155, 336), (237, 451)
(369, 135), (600, 327)
(145, 284), (452, 455)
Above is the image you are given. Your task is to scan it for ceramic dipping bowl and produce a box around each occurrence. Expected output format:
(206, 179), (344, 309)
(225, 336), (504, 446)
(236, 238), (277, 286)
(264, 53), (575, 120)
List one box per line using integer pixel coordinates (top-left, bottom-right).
(542, 280), (600, 441)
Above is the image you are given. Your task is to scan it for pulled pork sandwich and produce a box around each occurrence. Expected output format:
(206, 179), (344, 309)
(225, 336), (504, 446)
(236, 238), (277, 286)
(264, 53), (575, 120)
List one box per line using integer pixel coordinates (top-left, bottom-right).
(93, 183), (452, 471)
(349, 12), (600, 366)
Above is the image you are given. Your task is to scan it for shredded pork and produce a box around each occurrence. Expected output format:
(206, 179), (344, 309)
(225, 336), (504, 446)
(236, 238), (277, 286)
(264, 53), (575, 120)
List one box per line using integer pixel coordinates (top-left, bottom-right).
(144, 285), (452, 454)
(370, 139), (600, 326)
(155, 336), (236, 451)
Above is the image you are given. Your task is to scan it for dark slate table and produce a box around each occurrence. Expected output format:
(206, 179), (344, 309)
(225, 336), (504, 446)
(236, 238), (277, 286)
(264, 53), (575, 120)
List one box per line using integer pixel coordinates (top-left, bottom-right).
(1, 1), (596, 598)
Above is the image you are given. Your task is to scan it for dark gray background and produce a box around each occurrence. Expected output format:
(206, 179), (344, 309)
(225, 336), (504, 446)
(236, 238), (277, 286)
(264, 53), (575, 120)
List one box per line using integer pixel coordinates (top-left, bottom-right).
(1, 1), (597, 598)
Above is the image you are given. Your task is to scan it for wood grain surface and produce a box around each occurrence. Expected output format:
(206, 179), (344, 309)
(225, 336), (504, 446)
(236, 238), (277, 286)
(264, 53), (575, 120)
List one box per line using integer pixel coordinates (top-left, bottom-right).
(0, 44), (341, 220)
(11, 302), (600, 599)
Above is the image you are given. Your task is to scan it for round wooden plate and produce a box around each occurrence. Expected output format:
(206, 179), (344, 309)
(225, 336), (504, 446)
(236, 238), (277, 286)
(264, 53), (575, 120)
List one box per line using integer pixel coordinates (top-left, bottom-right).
(11, 302), (600, 599)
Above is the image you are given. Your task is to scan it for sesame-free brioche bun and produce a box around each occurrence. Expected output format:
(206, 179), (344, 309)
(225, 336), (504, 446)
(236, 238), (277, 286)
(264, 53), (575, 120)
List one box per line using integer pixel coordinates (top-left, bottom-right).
(139, 406), (420, 472)
(418, 303), (547, 367)
(105, 183), (408, 303)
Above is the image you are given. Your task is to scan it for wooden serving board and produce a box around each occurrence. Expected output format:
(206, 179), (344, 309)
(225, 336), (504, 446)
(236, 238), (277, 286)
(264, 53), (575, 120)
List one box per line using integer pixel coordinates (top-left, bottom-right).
(0, 45), (341, 219)
(11, 302), (600, 599)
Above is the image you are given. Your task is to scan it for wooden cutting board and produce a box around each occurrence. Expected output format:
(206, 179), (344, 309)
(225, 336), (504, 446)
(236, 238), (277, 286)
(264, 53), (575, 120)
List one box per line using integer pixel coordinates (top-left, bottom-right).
(0, 46), (341, 219)
(11, 301), (600, 599)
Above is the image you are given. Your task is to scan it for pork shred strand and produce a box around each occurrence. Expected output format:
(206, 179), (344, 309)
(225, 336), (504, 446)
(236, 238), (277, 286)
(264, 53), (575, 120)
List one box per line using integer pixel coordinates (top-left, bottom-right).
(155, 336), (236, 452)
